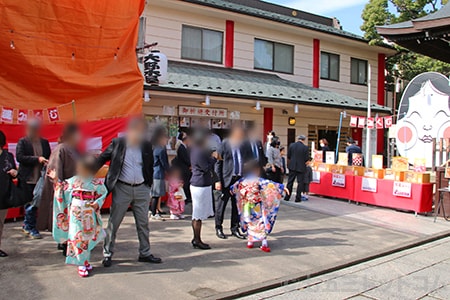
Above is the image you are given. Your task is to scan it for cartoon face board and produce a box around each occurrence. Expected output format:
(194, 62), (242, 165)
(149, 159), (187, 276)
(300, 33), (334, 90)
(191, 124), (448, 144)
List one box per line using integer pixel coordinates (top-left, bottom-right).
(396, 73), (450, 167)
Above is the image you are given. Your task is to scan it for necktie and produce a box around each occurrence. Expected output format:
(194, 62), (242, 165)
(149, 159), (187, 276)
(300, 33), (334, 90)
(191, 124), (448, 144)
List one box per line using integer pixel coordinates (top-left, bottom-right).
(233, 149), (240, 175)
(252, 143), (258, 159)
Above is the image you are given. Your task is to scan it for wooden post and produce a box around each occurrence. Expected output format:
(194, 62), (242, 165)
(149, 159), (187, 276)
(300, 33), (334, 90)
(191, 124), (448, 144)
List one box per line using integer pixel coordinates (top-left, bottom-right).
(71, 100), (76, 120)
(432, 138), (437, 170)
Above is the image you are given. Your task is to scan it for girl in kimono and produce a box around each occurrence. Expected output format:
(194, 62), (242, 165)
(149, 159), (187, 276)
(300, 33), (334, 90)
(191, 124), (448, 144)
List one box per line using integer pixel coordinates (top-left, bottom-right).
(231, 160), (288, 252)
(53, 155), (107, 277)
(167, 167), (186, 220)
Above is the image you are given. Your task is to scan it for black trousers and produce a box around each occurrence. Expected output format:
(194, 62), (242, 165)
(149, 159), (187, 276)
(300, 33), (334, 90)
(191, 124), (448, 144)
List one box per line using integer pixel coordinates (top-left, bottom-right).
(286, 171), (305, 201)
(267, 167), (283, 184)
(215, 176), (240, 231)
(182, 169), (192, 202)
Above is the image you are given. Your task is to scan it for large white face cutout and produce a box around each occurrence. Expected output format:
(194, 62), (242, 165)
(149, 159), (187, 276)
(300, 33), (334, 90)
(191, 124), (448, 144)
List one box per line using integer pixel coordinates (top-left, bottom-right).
(396, 80), (450, 167)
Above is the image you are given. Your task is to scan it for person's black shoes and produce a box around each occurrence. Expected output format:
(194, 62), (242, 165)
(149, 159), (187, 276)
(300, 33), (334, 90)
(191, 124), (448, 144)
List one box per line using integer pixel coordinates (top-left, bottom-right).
(294, 198), (302, 203)
(138, 254), (162, 264)
(191, 240), (211, 250)
(216, 229), (227, 239)
(231, 230), (246, 239)
(0, 249), (8, 257)
(102, 257), (112, 267)
(284, 197), (290, 201)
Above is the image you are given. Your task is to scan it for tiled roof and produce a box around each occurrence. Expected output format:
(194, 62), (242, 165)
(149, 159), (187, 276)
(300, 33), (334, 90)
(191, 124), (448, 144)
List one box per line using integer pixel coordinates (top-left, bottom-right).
(182, 0), (366, 42)
(147, 61), (391, 113)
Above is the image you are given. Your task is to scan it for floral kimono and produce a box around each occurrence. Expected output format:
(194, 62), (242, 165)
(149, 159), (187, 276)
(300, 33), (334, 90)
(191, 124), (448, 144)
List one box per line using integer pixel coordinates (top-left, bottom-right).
(167, 178), (186, 215)
(53, 176), (107, 266)
(231, 176), (284, 242)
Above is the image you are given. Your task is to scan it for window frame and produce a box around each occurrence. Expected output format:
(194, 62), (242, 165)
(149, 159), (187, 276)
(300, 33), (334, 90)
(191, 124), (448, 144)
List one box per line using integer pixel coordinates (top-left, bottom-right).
(181, 25), (224, 64)
(253, 38), (294, 74)
(320, 51), (340, 82)
(350, 57), (368, 86)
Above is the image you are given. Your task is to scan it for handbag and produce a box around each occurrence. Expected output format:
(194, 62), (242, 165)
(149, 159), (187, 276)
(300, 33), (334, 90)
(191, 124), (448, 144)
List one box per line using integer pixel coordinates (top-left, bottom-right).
(0, 177), (32, 210)
(174, 188), (186, 201)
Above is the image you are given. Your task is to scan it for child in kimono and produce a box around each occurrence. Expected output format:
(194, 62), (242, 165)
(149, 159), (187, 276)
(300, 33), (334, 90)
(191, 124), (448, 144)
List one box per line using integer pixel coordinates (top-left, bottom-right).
(231, 161), (288, 252)
(53, 155), (107, 277)
(167, 167), (186, 220)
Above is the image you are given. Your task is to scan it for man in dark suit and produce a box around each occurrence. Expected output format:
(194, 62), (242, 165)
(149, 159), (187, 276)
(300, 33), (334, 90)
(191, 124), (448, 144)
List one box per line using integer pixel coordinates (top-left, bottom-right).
(285, 135), (309, 202)
(173, 131), (191, 202)
(214, 126), (246, 239)
(16, 119), (51, 239)
(346, 138), (363, 166)
(241, 126), (267, 168)
(96, 117), (161, 267)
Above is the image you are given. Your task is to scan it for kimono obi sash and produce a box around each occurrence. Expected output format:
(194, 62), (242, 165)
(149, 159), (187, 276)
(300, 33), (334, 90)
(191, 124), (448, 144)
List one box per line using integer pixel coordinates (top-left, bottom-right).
(72, 190), (97, 202)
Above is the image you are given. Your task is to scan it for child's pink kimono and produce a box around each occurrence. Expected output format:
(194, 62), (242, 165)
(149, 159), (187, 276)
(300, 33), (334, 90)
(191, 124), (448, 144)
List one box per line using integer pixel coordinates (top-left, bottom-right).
(167, 178), (186, 215)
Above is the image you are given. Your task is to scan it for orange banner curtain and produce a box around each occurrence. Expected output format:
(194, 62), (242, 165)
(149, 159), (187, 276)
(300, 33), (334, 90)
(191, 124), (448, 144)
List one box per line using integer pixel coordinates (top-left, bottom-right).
(0, 0), (145, 122)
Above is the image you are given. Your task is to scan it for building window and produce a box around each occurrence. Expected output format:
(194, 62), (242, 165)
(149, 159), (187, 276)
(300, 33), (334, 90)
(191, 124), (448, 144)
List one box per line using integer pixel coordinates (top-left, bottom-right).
(351, 58), (368, 85)
(181, 25), (223, 64)
(320, 52), (339, 81)
(254, 39), (294, 74)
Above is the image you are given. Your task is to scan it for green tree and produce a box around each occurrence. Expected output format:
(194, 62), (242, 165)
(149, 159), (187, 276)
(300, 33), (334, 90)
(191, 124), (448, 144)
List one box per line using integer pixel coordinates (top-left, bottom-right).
(361, 0), (450, 82)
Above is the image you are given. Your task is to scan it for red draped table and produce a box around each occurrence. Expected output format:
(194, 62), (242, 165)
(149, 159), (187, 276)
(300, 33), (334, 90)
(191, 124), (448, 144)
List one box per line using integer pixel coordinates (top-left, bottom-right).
(310, 172), (355, 201)
(309, 172), (434, 214)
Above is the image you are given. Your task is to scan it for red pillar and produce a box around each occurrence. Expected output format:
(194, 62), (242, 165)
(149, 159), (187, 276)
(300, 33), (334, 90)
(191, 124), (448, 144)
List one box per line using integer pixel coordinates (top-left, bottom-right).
(263, 108), (273, 143)
(377, 53), (386, 155)
(352, 128), (363, 147)
(312, 39), (320, 88)
(225, 20), (234, 68)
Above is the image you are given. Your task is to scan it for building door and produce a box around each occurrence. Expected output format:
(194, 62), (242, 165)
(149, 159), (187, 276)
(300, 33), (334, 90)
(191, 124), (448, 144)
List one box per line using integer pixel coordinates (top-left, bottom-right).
(287, 128), (296, 146)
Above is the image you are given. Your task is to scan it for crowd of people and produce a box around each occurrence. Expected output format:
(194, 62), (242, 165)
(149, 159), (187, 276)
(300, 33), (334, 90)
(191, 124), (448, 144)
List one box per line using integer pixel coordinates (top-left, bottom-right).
(0, 117), (318, 277)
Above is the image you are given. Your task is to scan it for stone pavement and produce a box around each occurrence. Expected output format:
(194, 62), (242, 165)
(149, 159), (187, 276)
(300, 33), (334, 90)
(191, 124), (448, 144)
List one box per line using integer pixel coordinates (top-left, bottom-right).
(1, 196), (450, 300)
(242, 236), (450, 300)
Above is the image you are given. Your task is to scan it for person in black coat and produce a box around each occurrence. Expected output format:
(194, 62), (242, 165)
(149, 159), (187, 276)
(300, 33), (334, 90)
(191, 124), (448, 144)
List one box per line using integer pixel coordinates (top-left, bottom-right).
(96, 118), (161, 267)
(346, 138), (363, 166)
(173, 131), (192, 202)
(241, 126), (267, 168)
(189, 131), (218, 250)
(214, 126), (246, 240)
(319, 138), (331, 163)
(285, 135), (309, 202)
(16, 119), (51, 239)
(0, 130), (19, 257)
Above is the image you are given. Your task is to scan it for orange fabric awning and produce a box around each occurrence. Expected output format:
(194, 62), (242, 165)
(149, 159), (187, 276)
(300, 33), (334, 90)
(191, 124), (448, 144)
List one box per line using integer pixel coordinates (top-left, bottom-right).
(0, 0), (145, 122)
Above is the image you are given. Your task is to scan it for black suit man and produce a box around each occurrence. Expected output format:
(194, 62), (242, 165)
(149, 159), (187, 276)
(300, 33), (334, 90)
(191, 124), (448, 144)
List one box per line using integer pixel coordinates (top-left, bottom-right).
(173, 132), (192, 201)
(214, 127), (246, 239)
(285, 135), (309, 202)
(242, 139), (266, 167)
(96, 118), (161, 267)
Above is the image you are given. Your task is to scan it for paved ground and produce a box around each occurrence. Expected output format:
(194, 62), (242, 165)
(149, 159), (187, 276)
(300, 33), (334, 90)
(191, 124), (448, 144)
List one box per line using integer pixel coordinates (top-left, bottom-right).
(242, 237), (450, 300)
(1, 196), (450, 300)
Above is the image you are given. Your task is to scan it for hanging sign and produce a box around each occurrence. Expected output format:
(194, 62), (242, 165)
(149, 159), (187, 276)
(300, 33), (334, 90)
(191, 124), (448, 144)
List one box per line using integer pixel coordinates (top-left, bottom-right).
(384, 116), (393, 128)
(33, 109), (44, 121)
(358, 117), (366, 128)
(178, 106), (227, 118)
(17, 109), (28, 124)
(367, 117), (374, 129)
(362, 177), (377, 192)
(332, 173), (346, 188)
(47, 107), (60, 122)
(376, 117), (384, 129)
(1, 107), (14, 123)
(349, 116), (358, 127)
(393, 181), (412, 198)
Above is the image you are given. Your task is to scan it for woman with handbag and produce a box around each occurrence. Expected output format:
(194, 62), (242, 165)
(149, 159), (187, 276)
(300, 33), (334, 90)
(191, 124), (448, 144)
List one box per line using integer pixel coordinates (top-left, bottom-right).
(266, 137), (283, 184)
(0, 130), (19, 257)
